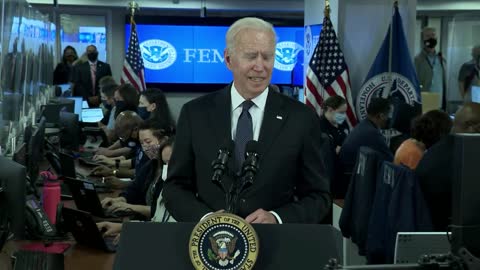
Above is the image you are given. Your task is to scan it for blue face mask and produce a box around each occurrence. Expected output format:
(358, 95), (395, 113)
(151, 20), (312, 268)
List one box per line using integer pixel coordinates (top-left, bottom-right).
(334, 112), (347, 125)
(137, 107), (151, 120)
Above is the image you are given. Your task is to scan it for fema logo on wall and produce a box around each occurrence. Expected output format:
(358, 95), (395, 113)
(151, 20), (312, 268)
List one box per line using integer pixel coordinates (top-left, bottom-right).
(189, 213), (258, 270)
(274, 41), (303, 71)
(356, 72), (419, 119)
(305, 26), (312, 56)
(140, 39), (177, 70)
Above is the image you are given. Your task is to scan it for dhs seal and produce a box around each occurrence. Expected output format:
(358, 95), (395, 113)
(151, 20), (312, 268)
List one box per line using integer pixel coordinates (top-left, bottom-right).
(274, 41), (303, 71)
(305, 25), (312, 56)
(189, 213), (259, 270)
(140, 39), (177, 70)
(356, 72), (419, 119)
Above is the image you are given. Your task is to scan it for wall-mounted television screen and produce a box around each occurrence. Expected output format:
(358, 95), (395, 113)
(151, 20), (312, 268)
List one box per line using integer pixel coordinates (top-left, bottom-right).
(125, 18), (303, 90)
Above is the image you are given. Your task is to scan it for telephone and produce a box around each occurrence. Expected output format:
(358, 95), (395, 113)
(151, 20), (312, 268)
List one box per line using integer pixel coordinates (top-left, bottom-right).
(25, 197), (57, 240)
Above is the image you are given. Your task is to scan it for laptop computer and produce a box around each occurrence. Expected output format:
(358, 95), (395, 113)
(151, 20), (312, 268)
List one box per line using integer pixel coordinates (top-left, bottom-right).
(58, 151), (104, 188)
(63, 177), (120, 218)
(81, 108), (104, 123)
(394, 232), (450, 264)
(62, 207), (117, 252)
(471, 85), (480, 104)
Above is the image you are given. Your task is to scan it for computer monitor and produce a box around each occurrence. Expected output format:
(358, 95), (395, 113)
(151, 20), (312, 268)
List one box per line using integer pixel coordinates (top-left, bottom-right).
(59, 111), (80, 151)
(451, 133), (480, 258)
(27, 117), (46, 192)
(66, 97), (83, 118)
(41, 98), (75, 125)
(13, 142), (27, 166)
(471, 86), (480, 104)
(81, 108), (104, 123)
(0, 156), (26, 245)
(82, 100), (89, 109)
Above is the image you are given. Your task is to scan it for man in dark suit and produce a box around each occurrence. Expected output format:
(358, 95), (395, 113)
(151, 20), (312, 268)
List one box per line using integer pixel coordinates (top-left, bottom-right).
(71, 45), (112, 107)
(163, 17), (331, 224)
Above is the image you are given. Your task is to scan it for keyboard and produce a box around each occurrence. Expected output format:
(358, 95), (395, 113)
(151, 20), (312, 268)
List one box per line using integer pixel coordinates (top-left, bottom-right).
(14, 250), (64, 270)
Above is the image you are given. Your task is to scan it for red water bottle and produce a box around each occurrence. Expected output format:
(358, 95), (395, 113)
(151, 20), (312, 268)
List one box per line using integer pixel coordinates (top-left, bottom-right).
(41, 171), (61, 224)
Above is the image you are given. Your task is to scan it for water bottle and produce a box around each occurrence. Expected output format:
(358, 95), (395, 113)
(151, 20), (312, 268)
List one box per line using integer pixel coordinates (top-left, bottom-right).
(41, 171), (61, 224)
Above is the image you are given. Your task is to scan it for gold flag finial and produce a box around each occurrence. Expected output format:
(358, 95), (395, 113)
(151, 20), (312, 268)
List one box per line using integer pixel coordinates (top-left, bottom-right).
(324, 0), (331, 18)
(127, 1), (140, 18)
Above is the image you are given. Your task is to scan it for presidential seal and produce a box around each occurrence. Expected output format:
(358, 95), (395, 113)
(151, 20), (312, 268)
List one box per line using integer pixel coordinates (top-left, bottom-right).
(140, 39), (177, 70)
(189, 213), (259, 270)
(356, 72), (419, 120)
(274, 41), (303, 72)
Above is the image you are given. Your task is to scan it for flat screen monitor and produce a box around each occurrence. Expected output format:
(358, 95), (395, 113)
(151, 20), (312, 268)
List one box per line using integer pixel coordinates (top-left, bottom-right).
(452, 134), (480, 258)
(59, 111), (80, 151)
(56, 84), (71, 95)
(66, 97), (83, 118)
(0, 156), (26, 242)
(13, 142), (27, 166)
(28, 117), (46, 190)
(82, 100), (89, 109)
(471, 85), (480, 104)
(126, 19), (303, 91)
(81, 108), (104, 123)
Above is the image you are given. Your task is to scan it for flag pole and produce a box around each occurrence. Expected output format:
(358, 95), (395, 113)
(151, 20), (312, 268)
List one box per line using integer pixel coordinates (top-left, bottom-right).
(385, 0), (397, 98)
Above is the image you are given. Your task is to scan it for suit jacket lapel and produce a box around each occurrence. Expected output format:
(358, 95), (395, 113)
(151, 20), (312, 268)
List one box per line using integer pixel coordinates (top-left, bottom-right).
(208, 85), (231, 144)
(258, 88), (288, 157)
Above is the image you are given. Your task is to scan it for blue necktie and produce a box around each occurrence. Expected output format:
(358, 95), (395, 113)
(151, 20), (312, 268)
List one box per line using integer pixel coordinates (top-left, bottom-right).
(235, 100), (254, 171)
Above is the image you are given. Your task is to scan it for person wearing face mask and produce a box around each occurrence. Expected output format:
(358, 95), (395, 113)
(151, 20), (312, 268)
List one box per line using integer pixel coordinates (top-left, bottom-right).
(53, 46), (78, 85)
(458, 45), (480, 102)
(114, 83), (139, 119)
(96, 135), (176, 242)
(319, 96), (350, 154)
(339, 98), (394, 185)
(99, 120), (173, 220)
(414, 27), (446, 110)
(137, 88), (176, 130)
(71, 44), (112, 107)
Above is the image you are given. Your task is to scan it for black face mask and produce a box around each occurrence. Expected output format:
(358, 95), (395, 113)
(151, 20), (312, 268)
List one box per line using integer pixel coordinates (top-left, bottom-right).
(87, 52), (98, 62)
(115, 100), (126, 111)
(424, 38), (437, 49)
(137, 107), (151, 120)
(103, 100), (112, 110)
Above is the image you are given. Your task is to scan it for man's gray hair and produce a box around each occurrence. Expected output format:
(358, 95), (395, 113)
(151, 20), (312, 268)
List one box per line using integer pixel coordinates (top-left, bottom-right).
(225, 17), (276, 55)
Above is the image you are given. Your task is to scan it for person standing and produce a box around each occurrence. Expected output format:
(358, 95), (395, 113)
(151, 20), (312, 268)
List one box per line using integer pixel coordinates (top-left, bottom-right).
(458, 45), (480, 102)
(414, 27), (446, 110)
(163, 17), (331, 224)
(71, 45), (112, 107)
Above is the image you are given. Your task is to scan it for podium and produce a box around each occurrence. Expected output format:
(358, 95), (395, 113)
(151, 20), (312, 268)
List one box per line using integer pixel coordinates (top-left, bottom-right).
(113, 222), (342, 270)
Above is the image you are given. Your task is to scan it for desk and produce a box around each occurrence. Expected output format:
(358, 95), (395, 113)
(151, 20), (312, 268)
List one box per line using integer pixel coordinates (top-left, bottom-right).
(65, 245), (115, 270)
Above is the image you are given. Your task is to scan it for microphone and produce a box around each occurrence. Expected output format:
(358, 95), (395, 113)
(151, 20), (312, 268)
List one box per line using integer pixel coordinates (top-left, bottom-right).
(240, 140), (260, 185)
(211, 140), (234, 184)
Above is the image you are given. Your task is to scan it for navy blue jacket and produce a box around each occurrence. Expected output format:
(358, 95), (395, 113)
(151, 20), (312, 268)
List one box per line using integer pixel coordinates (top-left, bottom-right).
(339, 147), (386, 256)
(366, 162), (433, 264)
(339, 119), (393, 175)
(120, 159), (162, 208)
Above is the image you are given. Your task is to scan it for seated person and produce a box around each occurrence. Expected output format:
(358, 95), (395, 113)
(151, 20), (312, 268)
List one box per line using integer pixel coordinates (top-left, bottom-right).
(319, 95), (350, 154)
(92, 111), (144, 179)
(98, 78), (119, 136)
(416, 102), (480, 231)
(100, 120), (173, 219)
(137, 88), (176, 132)
(394, 110), (452, 169)
(339, 98), (394, 175)
(96, 134), (175, 241)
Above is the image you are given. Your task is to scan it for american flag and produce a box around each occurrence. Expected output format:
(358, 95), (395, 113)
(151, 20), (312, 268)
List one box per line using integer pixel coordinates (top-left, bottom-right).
(305, 16), (357, 128)
(121, 19), (146, 92)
